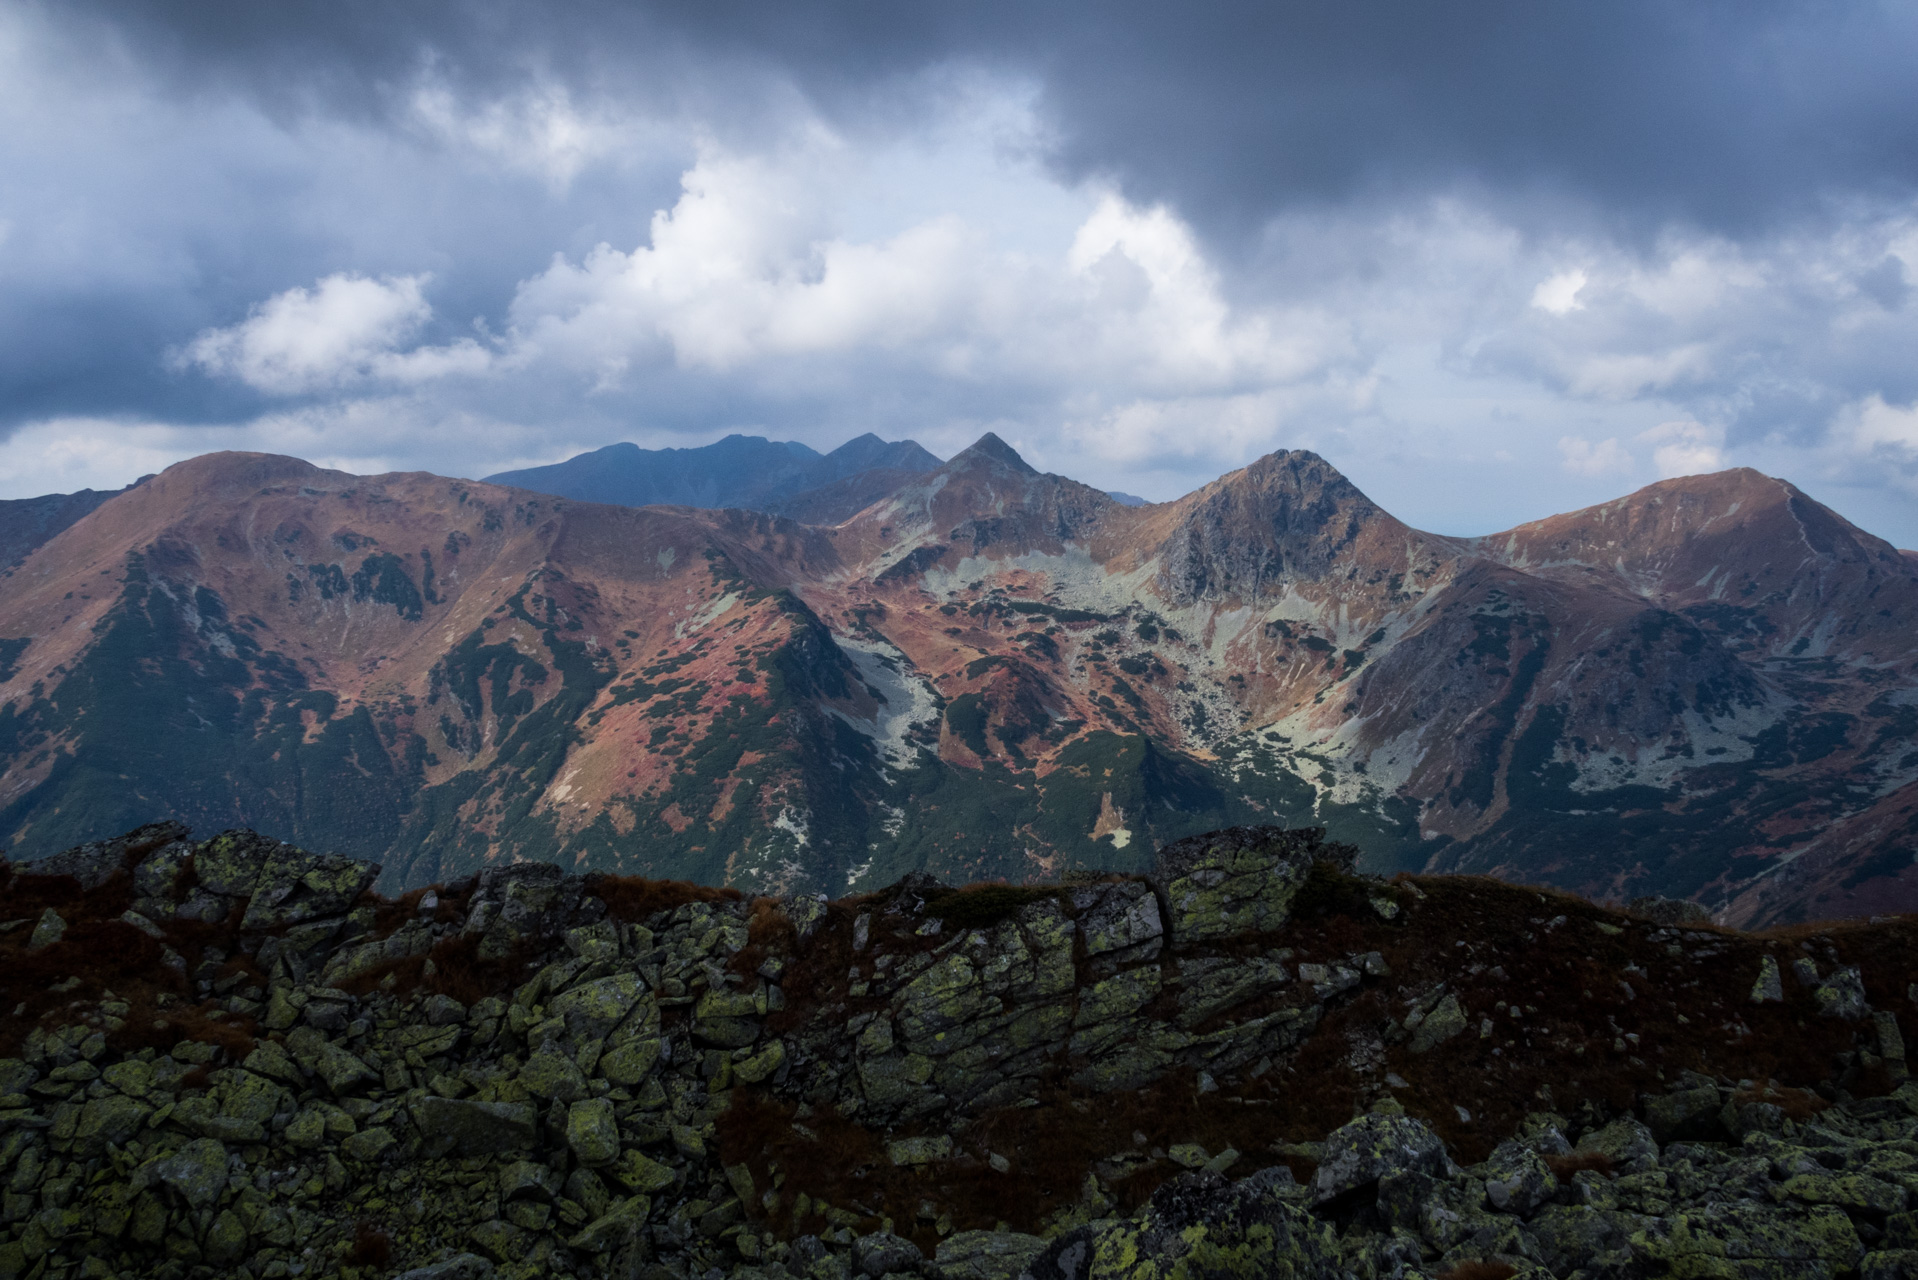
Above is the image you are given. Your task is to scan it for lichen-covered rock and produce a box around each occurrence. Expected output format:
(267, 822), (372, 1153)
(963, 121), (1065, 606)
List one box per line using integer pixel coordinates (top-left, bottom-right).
(73, 1093), (151, 1154)
(1074, 882), (1164, 964)
(154, 1137), (229, 1208)
(1312, 1114), (1452, 1203)
(1863, 1250), (1918, 1280)
(567, 1097), (620, 1166)
(598, 1037), (663, 1086)
(28, 821), (187, 888)
(519, 1046), (590, 1101)
(550, 972), (649, 1043)
(342, 1124), (397, 1162)
(854, 1230), (924, 1277)
(24, 908), (65, 953)
(567, 1194), (651, 1251)
(205, 1207), (249, 1265)
(284, 1025), (377, 1094)
(611, 1149), (678, 1194)
(1480, 1139), (1559, 1216)
(1814, 967), (1871, 1020)
(1577, 1116), (1660, 1175)
(934, 1229), (1049, 1280)
(1408, 994), (1467, 1054)
(1529, 1205), (1649, 1276)
(860, 1051), (936, 1109)
(10, 818), (1918, 1280)
(1036, 1168), (1339, 1280)
(1639, 1201), (1865, 1275)
(888, 1135), (953, 1165)
(1148, 827), (1337, 943)
(411, 1096), (538, 1158)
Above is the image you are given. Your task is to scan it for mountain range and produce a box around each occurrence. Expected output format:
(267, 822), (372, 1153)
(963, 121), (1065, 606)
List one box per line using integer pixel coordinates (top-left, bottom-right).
(2, 436), (1915, 926)
(485, 433), (944, 527)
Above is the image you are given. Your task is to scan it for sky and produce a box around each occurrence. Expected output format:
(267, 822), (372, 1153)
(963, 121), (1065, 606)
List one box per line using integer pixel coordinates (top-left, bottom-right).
(4, 2), (1918, 546)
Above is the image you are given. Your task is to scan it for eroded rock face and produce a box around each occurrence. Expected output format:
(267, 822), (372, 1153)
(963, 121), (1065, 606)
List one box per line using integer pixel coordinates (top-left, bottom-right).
(1147, 827), (1343, 944)
(1, 821), (1915, 1280)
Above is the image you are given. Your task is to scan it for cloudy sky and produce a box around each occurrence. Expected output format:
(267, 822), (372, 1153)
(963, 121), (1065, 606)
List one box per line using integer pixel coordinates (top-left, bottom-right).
(5, 1), (1918, 544)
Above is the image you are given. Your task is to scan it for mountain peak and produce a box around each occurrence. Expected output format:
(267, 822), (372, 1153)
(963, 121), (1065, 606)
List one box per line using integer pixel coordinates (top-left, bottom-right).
(950, 432), (1036, 475)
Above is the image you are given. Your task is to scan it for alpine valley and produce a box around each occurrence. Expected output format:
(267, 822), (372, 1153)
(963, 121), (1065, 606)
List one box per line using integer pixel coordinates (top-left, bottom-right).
(2, 437), (1916, 927)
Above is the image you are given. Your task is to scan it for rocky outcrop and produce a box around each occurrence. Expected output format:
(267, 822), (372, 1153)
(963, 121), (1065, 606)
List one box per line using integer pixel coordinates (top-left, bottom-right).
(1, 823), (1916, 1280)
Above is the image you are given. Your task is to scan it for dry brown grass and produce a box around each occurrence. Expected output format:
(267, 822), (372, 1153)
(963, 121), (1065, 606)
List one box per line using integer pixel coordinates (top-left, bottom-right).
(1437, 1263), (1518, 1280)
(1730, 1080), (1830, 1121)
(348, 1221), (392, 1268)
(728, 897), (798, 980)
(1544, 1151), (1614, 1180)
(588, 873), (741, 923)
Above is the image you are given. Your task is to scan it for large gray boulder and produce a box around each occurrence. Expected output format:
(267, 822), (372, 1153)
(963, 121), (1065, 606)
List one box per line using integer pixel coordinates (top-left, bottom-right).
(1311, 1113), (1453, 1203)
(410, 1097), (538, 1159)
(1148, 826), (1353, 943)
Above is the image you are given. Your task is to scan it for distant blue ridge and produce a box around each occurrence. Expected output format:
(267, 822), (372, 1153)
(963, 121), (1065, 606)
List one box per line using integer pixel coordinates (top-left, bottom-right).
(485, 432), (941, 513)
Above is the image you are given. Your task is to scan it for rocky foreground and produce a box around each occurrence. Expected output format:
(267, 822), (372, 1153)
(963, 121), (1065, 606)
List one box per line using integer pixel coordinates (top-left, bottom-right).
(1, 824), (1917, 1280)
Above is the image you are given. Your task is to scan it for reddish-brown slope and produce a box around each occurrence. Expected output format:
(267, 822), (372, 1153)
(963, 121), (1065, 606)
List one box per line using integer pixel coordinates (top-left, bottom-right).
(1474, 468), (1918, 669)
(3, 446), (1915, 924)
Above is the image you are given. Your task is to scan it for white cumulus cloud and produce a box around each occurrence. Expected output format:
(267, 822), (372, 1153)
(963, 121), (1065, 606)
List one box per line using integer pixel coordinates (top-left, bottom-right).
(1531, 268), (1587, 315)
(182, 273), (490, 395)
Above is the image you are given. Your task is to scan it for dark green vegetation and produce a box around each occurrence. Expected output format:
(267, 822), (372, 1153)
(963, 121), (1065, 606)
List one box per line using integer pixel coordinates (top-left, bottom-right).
(0, 550), (421, 864)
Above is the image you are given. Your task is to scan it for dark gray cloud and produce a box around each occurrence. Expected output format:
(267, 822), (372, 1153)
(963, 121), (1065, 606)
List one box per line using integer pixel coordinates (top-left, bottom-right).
(52, 0), (1918, 243)
(9, 0), (1918, 548)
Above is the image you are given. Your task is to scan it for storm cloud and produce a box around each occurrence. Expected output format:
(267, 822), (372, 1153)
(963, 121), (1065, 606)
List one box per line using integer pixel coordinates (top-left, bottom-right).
(6, 0), (1918, 542)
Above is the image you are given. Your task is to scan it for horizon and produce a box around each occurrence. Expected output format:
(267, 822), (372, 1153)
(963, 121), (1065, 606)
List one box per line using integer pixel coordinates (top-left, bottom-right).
(21, 432), (1918, 554)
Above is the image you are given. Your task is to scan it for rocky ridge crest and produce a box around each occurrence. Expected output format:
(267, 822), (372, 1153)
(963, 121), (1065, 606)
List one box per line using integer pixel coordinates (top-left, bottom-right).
(2, 824), (1917, 1280)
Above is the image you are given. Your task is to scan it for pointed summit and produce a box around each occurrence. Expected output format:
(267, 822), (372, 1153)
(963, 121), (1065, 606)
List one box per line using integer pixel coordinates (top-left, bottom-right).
(949, 432), (1036, 475)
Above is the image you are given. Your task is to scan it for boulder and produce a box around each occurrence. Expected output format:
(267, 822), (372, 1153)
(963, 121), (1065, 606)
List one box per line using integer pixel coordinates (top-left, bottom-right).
(1814, 967), (1870, 1020)
(1312, 1114), (1453, 1203)
(1576, 1117), (1659, 1175)
(410, 1097), (538, 1159)
(933, 1229), (1048, 1280)
(1479, 1139), (1559, 1216)
(155, 1137), (230, 1208)
(284, 1026), (377, 1094)
(1148, 827), (1342, 943)
(519, 1047), (589, 1102)
(566, 1097), (620, 1166)
(27, 821), (187, 889)
(1030, 1169), (1339, 1280)
(25, 908), (65, 953)
(566, 1195), (651, 1251)
(855, 1231), (925, 1278)
(1409, 994), (1468, 1054)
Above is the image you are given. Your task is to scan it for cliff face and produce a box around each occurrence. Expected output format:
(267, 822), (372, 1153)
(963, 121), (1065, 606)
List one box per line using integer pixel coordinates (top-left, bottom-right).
(2, 823), (1916, 1280)
(4, 445), (1918, 924)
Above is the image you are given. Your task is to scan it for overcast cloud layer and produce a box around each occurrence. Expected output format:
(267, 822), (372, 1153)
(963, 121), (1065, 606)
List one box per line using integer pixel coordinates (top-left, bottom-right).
(5, 0), (1918, 545)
